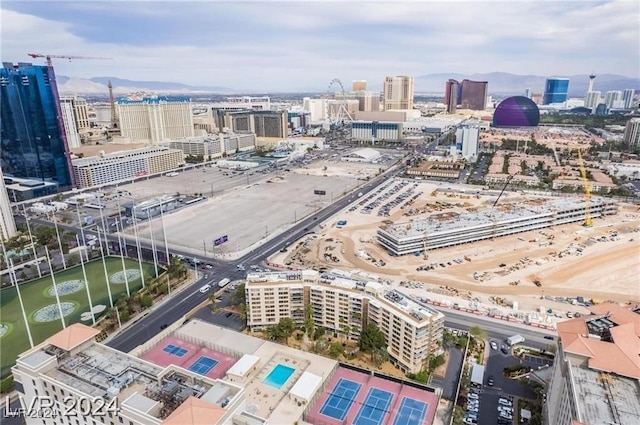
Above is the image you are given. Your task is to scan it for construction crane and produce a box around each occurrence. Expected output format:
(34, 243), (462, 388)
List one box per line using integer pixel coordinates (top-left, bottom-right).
(27, 54), (112, 188)
(577, 149), (593, 227)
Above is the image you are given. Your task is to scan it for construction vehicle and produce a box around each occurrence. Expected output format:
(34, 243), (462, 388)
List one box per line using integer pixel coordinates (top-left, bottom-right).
(577, 149), (593, 227)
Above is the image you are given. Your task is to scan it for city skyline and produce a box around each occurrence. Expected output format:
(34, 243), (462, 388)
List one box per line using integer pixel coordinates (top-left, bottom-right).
(1, 0), (638, 91)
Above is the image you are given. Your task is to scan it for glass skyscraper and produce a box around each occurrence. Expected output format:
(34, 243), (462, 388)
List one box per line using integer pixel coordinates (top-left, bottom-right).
(0, 62), (72, 187)
(543, 78), (570, 105)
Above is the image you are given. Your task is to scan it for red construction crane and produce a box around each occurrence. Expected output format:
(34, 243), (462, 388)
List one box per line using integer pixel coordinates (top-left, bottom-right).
(27, 54), (112, 189)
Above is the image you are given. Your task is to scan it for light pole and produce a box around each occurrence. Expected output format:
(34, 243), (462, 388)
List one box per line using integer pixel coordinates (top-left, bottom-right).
(147, 209), (159, 278)
(96, 227), (114, 308)
(75, 202), (89, 262)
(51, 211), (66, 269)
(76, 235), (96, 325)
(8, 258), (34, 348)
(21, 205), (41, 278)
(45, 247), (66, 329)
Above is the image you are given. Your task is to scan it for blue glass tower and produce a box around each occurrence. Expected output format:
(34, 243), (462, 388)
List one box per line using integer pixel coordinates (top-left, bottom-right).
(543, 78), (570, 105)
(0, 62), (72, 187)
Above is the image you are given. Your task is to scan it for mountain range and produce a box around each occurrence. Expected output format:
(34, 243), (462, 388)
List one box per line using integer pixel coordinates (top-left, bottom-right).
(56, 72), (639, 97)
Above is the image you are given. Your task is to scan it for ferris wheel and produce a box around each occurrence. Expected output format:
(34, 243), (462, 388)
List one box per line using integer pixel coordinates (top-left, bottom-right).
(326, 78), (353, 124)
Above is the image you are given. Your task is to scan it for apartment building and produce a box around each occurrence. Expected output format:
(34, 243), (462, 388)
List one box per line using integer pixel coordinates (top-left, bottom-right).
(72, 147), (185, 188)
(117, 95), (195, 143)
(544, 304), (640, 425)
(60, 96), (90, 149)
(12, 324), (246, 425)
(167, 133), (256, 158)
(245, 270), (444, 374)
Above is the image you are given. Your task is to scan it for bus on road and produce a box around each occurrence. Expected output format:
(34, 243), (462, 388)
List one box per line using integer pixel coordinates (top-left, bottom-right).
(218, 278), (231, 288)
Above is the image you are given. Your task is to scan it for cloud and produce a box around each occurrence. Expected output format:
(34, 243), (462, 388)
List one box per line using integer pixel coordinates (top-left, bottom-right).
(1, 0), (637, 91)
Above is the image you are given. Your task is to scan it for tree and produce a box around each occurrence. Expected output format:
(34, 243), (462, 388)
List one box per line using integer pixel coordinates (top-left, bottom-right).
(140, 295), (153, 309)
(278, 318), (296, 339)
(359, 323), (386, 359)
(229, 283), (246, 306)
(371, 347), (389, 367)
(328, 342), (345, 358)
(167, 256), (187, 278)
(469, 325), (487, 342)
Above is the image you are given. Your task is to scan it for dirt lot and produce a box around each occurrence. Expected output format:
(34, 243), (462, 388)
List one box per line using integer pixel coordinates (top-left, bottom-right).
(275, 178), (640, 314)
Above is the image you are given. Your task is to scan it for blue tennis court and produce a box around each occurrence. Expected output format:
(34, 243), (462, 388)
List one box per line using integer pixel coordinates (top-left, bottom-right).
(392, 397), (427, 425)
(319, 378), (362, 421)
(162, 344), (188, 357)
(188, 356), (218, 375)
(353, 387), (394, 425)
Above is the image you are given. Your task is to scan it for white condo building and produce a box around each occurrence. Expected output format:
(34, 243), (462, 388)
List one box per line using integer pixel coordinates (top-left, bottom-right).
(454, 126), (480, 162)
(604, 91), (623, 109)
(302, 98), (328, 122)
(117, 95), (194, 143)
(624, 118), (640, 149)
(622, 89), (635, 109)
(60, 97), (82, 149)
(72, 147), (185, 188)
(0, 166), (17, 240)
(383, 76), (414, 111)
(584, 91), (601, 108)
(245, 270), (445, 374)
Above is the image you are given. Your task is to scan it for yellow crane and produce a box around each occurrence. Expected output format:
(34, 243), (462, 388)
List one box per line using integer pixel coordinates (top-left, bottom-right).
(577, 149), (593, 227)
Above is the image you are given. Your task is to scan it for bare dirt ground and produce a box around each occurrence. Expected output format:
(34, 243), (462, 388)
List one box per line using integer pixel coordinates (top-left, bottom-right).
(272, 179), (640, 316)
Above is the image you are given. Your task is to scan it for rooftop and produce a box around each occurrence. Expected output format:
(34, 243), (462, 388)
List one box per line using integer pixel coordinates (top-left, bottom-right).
(380, 197), (614, 240)
(569, 360), (640, 425)
(558, 303), (640, 379)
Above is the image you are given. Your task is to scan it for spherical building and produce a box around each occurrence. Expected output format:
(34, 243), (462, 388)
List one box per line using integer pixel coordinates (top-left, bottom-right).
(492, 96), (540, 127)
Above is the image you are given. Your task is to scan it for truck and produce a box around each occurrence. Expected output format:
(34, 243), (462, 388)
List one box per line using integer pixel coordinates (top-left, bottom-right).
(218, 278), (231, 288)
(506, 334), (525, 346)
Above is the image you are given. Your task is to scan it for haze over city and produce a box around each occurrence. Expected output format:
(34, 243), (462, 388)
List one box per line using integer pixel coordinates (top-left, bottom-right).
(1, 0), (639, 91)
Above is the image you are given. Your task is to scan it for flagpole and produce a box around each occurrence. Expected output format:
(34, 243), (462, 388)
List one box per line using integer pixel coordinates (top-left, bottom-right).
(96, 227), (114, 308)
(75, 203), (89, 262)
(45, 247), (66, 329)
(22, 205), (41, 278)
(52, 211), (66, 269)
(98, 204), (110, 255)
(8, 259), (34, 348)
(115, 194), (131, 297)
(159, 201), (170, 266)
(76, 235), (96, 325)
(147, 210), (159, 278)
(130, 201), (145, 288)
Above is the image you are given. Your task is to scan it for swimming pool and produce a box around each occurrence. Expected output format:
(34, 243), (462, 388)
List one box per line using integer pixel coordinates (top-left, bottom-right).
(263, 364), (295, 389)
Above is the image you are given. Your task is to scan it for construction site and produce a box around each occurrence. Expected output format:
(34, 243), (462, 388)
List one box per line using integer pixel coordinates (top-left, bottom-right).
(271, 177), (640, 319)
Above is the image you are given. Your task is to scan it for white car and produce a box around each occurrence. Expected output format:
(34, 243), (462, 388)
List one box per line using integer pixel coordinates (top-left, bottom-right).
(490, 340), (498, 350)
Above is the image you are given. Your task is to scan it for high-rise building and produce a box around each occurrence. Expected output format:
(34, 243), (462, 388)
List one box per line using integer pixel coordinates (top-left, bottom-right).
(525, 88), (532, 99)
(383, 76), (414, 110)
(622, 89), (635, 109)
(585, 91), (601, 108)
(454, 126), (480, 161)
(605, 91), (623, 109)
(444, 79), (459, 113)
(0, 62), (73, 187)
(59, 97), (82, 149)
(0, 167), (17, 241)
(623, 118), (640, 148)
(543, 78), (570, 104)
(459, 79), (488, 110)
(117, 94), (195, 143)
(224, 110), (288, 138)
(352, 80), (367, 91)
(544, 304), (640, 425)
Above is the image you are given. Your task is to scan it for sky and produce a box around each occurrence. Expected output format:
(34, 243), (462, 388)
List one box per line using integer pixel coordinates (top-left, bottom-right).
(1, 0), (638, 91)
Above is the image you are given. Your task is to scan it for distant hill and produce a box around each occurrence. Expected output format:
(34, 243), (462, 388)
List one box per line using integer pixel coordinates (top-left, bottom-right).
(410, 72), (640, 96)
(57, 76), (233, 95)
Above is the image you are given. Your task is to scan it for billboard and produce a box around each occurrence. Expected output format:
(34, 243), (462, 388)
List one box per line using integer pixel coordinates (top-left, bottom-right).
(214, 235), (228, 246)
(314, 190), (326, 195)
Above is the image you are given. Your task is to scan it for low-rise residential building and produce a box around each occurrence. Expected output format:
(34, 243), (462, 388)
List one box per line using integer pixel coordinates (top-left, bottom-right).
(245, 270), (445, 374)
(545, 303), (640, 425)
(72, 147), (185, 188)
(484, 173), (540, 186)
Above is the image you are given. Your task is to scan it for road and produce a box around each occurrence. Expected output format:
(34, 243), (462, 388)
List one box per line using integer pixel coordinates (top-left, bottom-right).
(105, 166), (402, 352)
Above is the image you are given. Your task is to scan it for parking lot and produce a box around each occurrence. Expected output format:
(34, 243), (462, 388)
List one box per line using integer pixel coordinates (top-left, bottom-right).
(470, 342), (541, 425)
